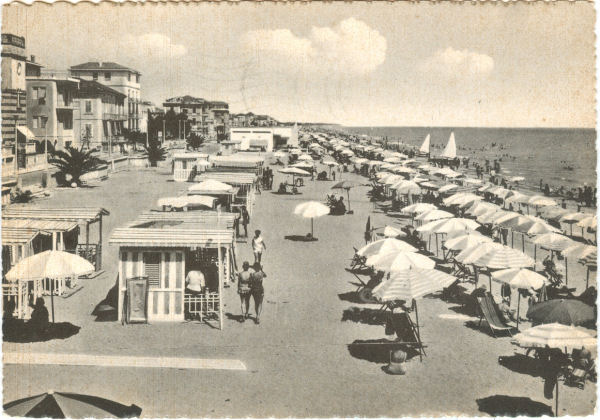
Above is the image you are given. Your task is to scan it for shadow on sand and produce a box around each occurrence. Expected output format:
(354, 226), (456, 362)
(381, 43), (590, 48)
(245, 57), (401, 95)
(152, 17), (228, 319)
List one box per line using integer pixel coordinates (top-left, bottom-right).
(498, 353), (544, 378)
(476, 395), (553, 417)
(93, 283), (119, 322)
(338, 291), (364, 304)
(348, 339), (420, 364)
(284, 235), (318, 242)
(225, 312), (245, 323)
(3, 319), (80, 343)
(341, 307), (386, 326)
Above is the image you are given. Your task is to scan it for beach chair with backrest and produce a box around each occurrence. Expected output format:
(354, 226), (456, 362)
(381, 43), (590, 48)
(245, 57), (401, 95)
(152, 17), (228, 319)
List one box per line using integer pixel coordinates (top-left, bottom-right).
(349, 247), (368, 271)
(387, 311), (427, 362)
(477, 294), (514, 337)
(452, 260), (474, 281)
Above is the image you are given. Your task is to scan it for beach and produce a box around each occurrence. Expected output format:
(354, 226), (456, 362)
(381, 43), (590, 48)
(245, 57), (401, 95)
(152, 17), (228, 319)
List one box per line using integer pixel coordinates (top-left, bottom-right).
(3, 157), (596, 417)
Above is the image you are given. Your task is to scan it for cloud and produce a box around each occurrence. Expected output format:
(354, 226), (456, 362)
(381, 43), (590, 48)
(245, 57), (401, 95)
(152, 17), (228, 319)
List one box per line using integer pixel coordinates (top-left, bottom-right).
(122, 33), (187, 60)
(420, 47), (494, 77)
(241, 18), (387, 76)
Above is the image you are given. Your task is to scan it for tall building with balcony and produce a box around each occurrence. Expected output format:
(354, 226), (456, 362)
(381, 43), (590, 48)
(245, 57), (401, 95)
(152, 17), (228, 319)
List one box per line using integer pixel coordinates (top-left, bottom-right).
(163, 95), (230, 141)
(26, 72), (80, 151)
(69, 61), (141, 131)
(73, 79), (126, 153)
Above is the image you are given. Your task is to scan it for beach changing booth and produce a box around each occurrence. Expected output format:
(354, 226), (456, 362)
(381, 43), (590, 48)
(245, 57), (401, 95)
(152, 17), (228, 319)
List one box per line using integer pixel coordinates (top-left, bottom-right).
(210, 154), (265, 178)
(187, 180), (238, 212)
(2, 207), (109, 271)
(172, 152), (210, 182)
(196, 172), (257, 215)
(110, 217), (235, 328)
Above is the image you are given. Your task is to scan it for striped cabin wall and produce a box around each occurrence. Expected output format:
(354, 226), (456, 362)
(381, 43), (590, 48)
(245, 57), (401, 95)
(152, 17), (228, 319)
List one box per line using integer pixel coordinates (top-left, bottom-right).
(118, 249), (186, 322)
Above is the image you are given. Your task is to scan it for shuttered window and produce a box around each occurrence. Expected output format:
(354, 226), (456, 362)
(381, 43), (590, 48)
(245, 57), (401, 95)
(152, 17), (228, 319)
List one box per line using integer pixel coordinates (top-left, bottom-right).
(144, 252), (161, 288)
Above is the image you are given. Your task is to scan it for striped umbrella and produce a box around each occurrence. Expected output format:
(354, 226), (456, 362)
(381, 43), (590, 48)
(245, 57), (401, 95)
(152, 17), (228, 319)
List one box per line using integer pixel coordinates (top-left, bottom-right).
(577, 215), (597, 241)
(381, 225), (407, 238)
(473, 246), (534, 270)
(476, 209), (507, 224)
(438, 184), (459, 194)
(465, 201), (499, 217)
(513, 323), (596, 351)
(414, 209), (454, 222)
(401, 203), (437, 215)
(357, 238), (417, 257)
(366, 251), (435, 272)
(455, 242), (506, 264)
(417, 218), (480, 234)
(445, 232), (493, 252)
(528, 195), (557, 207)
(560, 212), (588, 236)
(533, 233), (574, 252)
(372, 268), (456, 302)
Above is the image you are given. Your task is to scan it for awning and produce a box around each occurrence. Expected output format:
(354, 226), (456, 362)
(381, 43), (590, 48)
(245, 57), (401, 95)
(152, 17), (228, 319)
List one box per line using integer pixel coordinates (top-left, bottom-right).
(17, 126), (35, 139)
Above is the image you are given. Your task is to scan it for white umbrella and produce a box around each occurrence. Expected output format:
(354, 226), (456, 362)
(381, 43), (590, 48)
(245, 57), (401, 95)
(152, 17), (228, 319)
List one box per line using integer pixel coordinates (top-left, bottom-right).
(188, 179), (233, 193)
(466, 201), (500, 217)
(322, 160), (339, 167)
(477, 209), (509, 224)
(415, 209), (454, 221)
(358, 238), (417, 257)
(417, 218), (480, 234)
(382, 225), (407, 238)
(513, 323), (596, 352)
(443, 193), (481, 206)
(528, 195), (557, 207)
(372, 268), (456, 301)
(5, 250), (95, 282)
(455, 242), (506, 264)
(577, 215), (597, 230)
(533, 232), (574, 252)
(383, 156), (403, 163)
(473, 246), (535, 270)
(291, 161), (314, 169)
(366, 251), (436, 272)
(445, 232), (493, 252)
(492, 268), (548, 290)
(297, 153), (313, 161)
(438, 184), (459, 194)
(401, 203), (437, 215)
(293, 201), (330, 238)
(279, 167), (311, 186)
(392, 181), (422, 195)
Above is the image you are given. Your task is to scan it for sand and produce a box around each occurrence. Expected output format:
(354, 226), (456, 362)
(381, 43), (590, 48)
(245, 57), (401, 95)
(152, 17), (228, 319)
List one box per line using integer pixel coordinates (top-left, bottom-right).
(2, 160), (596, 417)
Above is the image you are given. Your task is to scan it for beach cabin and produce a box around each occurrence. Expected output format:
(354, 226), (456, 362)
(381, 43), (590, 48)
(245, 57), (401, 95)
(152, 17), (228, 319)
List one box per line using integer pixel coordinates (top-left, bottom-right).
(210, 154), (265, 177)
(157, 195), (218, 212)
(196, 172), (257, 215)
(172, 152), (210, 182)
(2, 207), (109, 270)
(188, 180), (238, 212)
(109, 221), (235, 328)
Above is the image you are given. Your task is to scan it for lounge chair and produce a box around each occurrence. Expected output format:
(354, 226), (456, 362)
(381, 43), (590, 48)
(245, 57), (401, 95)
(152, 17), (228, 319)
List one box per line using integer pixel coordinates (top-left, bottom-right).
(477, 294), (514, 337)
(452, 260), (474, 281)
(349, 247), (368, 271)
(564, 349), (596, 389)
(386, 311), (427, 362)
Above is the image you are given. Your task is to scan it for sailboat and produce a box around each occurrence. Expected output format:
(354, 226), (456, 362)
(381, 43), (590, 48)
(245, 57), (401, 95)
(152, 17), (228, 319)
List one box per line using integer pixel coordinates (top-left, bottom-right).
(440, 132), (457, 159)
(418, 134), (430, 157)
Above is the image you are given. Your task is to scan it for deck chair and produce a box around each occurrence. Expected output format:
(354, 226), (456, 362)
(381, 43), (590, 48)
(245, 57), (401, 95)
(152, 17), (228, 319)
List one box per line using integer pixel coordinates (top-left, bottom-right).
(349, 247), (368, 271)
(386, 311), (427, 362)
(452, 260), (474, 281)
(477, 294), (514, 337)
(564, 350), (596, 389)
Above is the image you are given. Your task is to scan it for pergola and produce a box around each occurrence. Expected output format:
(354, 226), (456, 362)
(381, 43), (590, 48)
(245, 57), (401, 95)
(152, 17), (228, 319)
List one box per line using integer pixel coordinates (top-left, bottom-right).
(2, 207), (110, 270)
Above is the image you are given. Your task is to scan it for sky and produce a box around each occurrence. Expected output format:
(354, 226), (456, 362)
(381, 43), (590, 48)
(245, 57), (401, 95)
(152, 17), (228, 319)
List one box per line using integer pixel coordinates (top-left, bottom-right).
(2, 2), (595, 128)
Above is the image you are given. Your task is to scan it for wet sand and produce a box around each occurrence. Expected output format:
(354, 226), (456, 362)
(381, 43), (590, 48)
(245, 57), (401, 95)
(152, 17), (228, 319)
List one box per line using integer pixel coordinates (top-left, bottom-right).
(3, 160), (596, 417)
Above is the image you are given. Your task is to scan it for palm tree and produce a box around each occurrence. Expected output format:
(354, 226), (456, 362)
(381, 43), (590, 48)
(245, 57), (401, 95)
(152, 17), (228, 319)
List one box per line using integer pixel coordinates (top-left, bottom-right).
(48, 146), (107, 187)
(143, 138), (167, 167)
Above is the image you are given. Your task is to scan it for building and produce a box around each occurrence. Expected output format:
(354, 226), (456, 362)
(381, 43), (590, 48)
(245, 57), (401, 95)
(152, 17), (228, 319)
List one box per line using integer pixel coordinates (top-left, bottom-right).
(70, 61), (141, 131)
(230, 112), (279, 128)
(73, 79), (126, 153)
(139, 100), (160, 134)
(229, 125), (298, 152)
(253, 114), (279, 127)
(26, 71), (80, 151)
(162, 96), (230, 141)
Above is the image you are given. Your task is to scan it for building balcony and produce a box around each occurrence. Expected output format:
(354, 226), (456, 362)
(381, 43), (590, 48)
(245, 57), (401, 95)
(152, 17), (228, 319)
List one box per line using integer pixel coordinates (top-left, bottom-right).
(103, 113), (127, 121)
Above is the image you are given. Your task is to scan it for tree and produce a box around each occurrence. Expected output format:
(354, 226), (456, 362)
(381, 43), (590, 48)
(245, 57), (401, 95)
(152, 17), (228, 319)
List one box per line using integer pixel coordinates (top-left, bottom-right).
(186, 132), (205, 150)
(123, 128), (145, 151)
(48, 146), (107, 187)
(143, 138), (167, 167)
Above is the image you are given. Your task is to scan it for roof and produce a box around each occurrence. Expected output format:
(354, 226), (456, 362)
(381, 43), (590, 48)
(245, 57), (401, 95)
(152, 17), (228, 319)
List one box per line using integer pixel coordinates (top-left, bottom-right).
(210, 155), (266, 167)
(2, 227), (49, 245)
(2, 218), (79, 232)
(77, 80), (126, 99)
(70, 61), (140, 74)
(164, 96), (206, 105)
(133, 210), (236, 229)
(197, 172), (257, 185)
(2, 207), (110, 223)
(109, 227), (233, 248)
(172, 152), (209, 160)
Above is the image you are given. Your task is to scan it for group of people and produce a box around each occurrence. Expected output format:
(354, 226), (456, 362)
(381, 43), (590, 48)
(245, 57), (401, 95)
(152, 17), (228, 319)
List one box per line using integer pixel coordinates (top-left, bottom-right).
(261, 167), (274, 190)
(233, 206), (250, 238)
(233, 230), (268, 324)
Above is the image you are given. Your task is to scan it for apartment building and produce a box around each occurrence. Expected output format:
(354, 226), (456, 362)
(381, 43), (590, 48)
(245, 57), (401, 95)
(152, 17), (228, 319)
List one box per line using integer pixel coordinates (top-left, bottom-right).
(162, 95), (230, 141)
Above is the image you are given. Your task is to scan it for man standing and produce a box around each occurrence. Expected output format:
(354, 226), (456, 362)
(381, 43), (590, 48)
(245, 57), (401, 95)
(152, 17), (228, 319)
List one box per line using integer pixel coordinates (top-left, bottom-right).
(241, 206), (250, 237)
(252, 230), (266, 263)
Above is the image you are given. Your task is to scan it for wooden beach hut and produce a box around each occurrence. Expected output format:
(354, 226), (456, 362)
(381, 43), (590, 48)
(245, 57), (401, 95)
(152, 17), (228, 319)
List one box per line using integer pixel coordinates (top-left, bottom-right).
(109, 221), (235, 328)
(210, 154), (265, 177)
(196, 172), (258, 215)
(2, 207), (109, 271)
(172, 152), (210, 182)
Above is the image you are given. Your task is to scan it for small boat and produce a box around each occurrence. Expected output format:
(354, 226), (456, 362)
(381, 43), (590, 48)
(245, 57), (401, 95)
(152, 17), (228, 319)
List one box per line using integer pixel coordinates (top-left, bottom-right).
(417, 134), (430, 157)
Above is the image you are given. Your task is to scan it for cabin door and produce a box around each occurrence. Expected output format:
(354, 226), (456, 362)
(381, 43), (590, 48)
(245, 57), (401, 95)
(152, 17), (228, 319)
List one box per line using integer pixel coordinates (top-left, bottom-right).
(145, 251), (184, 321)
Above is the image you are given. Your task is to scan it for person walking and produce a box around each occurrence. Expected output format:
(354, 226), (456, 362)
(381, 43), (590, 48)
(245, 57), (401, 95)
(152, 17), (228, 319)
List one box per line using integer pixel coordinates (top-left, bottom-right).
(235, 261), (252, 322)
(241, 206), (250, 237)
(252, 230), (266, 263)
(250, 262), (266, 324)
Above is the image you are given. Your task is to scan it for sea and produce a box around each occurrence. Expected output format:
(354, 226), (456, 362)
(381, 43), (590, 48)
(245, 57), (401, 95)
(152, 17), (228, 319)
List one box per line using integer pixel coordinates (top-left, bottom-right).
(342, 127), (597, 191)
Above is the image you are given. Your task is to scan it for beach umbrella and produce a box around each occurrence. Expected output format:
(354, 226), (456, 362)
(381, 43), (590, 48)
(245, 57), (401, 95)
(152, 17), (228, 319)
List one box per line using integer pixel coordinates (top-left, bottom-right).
(466, 201), (499, 217)
(383, 156), (403, 163)
(533, 233), (574, 252)
(473, 246), (535, 270)
(293, 201), (330, 238)
(157, 196), (188, 208)
(291, 161), (314, 169)
(331, 180), (362, 212)
(357, 238), (417, 257)
(443, 193), (481, 207)
(577, 215), (597, 240)
(526, 299), (595, 327)
(478, 183), (494, 192)
(562, 243), (597, 261)
(455, 242), (506, 264)
(279, 167), (311, 186)
(560, 212), (587, 236)
(412, 176), (429, 184)
(366, 251), (436, 272)
(3, 391), (142, 418)
(528, 195), (557, 207)
(463, 177), (483, 185)
(5, 250), (95, 322)
(419, 181), (439, 190)
(417, 218), (480, 234)
(543, 206), (570, 221)
(391, 166), (415, 175)
(492, 267), (549, 330)
(381, 174), (404, 185)
(438, 184), (459, 194)
(322, 160), (339, 167)
(477, 209), (507, 224)
(401, 203), (436, 215)
(273, 151), (287, 158)
(392, 180), (422, 196)
(445, 232), (493, 252)
(414, 209), (453, 222)
(188, 179), (233, 193)
(510, 176), (526, 183)
(381, 225), (407, 238)
(297, 153), (313, 161)
(372, 268), (456, 301)
(512, 323), (597, 415)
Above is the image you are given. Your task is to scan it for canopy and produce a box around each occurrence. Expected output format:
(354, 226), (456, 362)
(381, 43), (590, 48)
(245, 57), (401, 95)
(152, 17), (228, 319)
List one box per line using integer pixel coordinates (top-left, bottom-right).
(417, 218), (480, 234)
(491, 268), (548, 290)
(5, 250), (95, 282)
(444, 232), (493, 252)
(532, 233), (574, 251)
(473, 246), (535, 269)
(366, 251), (436, 271)
(372, 268), (456, 301)
(415, 209), (454, 222)
(279, 167), (311, 176)
(513, 323), (596, 352)
(526, 299), (595, 326)
(293, 201), (329, 219)
(188, 179), (233, 193)
(440, 132), (457, 159)
(438, 184), (459, 194)
(358, 238), (417, 257)
(401, 203), (437, 215)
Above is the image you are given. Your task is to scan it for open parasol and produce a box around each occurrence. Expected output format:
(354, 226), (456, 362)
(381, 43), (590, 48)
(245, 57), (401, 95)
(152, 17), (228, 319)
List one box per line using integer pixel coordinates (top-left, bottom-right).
(293, 201), (330, 239)
(331, 180), (362, 212)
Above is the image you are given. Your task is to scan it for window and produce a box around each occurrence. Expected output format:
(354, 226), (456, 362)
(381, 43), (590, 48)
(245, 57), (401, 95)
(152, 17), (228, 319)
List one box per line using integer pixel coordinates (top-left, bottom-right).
(93, 72), (98, 81)
(136, 74), (140, 83)
(85, 100), (92, 113)
(32, 87), (46, 105)
(143, 253), (161, 288)
(62, 115), (72, 130)
(32, 117), (38, 129)
(40, 116), (48, 129)
(104, 72), (111, 81)
(127, 73), (131, 82)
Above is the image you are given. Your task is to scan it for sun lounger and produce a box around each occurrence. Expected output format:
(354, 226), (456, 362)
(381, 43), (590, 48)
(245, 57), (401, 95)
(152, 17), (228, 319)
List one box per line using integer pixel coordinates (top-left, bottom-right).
(452, 260), (474, 281)
(386, 311), (427, 362)
(477, 294), (514, 337)
(349, 247), (368, 271)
